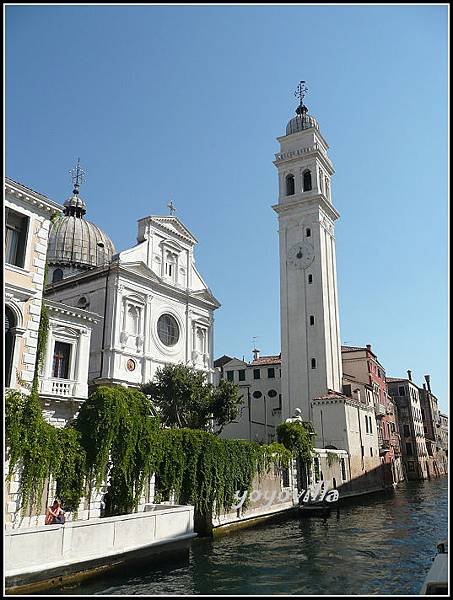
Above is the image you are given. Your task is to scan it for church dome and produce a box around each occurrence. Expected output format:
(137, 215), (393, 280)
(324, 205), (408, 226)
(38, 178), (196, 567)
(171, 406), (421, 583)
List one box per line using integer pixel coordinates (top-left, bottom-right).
(47, 211), (116, 268)
(286, 107), (319, 135)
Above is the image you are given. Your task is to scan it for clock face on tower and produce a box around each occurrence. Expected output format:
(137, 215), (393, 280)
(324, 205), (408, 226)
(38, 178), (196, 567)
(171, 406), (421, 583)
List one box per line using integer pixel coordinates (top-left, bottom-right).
(287, 241), (315, 269)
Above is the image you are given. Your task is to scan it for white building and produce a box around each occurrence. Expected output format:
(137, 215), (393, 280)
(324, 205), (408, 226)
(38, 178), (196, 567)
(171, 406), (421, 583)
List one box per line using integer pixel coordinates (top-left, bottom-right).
(4, 177), (102, 528)
(44, 180), (220, 387)
(39, 299), (101, 427)
(5, 178), (62, 392)
(214, 351), (282, 443)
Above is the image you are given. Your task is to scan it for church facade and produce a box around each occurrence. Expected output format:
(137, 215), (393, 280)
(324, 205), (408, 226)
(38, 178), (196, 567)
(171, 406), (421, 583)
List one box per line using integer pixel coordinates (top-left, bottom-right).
(44, 183), (220, 388)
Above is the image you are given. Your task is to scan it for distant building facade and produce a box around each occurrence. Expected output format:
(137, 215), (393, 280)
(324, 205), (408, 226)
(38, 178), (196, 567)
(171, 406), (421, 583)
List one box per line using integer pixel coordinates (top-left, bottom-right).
(214, 351), (282, 443)
(439, 413), (448, 471)
(387, 372), (430, 480)
(341, 345), (404, 484)
(418, 375), (448, 476)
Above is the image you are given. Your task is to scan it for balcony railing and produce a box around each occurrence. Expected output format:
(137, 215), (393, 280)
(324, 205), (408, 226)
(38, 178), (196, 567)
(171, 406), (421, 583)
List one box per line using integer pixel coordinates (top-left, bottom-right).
(39, 378), (76, 397)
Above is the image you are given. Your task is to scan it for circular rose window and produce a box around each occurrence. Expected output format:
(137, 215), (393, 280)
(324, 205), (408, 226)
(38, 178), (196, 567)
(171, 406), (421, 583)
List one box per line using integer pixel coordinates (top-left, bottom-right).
(157, 314), (180, 347)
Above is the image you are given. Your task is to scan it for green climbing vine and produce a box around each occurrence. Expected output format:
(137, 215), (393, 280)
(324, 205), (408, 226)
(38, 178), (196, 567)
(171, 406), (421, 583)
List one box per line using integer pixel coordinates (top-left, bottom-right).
(33, 301), (49, 388)
(5, 385), (294, 522)
(5, 388), (84, 514)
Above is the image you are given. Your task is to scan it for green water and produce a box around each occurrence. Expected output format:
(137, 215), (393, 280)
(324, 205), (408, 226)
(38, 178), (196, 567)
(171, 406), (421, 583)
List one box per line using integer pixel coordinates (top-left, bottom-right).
(44, 477), (448, 595)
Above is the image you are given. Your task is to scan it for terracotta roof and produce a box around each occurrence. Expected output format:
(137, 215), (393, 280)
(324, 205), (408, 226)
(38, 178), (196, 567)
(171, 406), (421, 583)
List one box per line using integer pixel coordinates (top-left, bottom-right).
(251, 354), (281, 366)
(213, 355), (234, 368)
(341, 345), (366, 352)
(312, 389), (349, 401)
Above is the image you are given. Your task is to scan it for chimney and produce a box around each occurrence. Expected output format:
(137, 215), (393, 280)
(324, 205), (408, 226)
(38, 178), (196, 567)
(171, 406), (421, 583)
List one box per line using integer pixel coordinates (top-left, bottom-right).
(423, 383), (427, 390)
(252, 348), (260, 361)
(407, 370), (412, 381)
(366, 344), (371, 352)
(424, 374), (431, 392)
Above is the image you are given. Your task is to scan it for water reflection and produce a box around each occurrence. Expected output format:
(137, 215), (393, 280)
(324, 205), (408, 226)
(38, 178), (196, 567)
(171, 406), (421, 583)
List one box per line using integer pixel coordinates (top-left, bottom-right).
(44, 478), (447, 596)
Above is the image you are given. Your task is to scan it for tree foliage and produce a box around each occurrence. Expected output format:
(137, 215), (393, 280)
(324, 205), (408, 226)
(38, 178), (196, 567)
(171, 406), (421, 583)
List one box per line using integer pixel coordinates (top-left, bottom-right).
(276, 420), (315, 465)
(141, 363), (242, 434)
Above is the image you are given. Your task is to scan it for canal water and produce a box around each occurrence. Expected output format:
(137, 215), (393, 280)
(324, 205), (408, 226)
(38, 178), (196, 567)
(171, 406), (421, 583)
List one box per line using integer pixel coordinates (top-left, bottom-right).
(45, 477), (447, 596)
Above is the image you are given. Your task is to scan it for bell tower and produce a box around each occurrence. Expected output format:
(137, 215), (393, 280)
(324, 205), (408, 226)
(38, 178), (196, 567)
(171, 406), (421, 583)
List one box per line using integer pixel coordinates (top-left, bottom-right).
(273, 82), (342, 422)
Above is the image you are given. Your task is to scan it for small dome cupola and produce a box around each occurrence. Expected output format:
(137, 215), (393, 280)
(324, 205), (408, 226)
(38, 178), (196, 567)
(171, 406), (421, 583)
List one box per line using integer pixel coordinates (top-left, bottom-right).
(63, 158), (87, 217)
(47, 159), (116, 278)
(286, 80), (319, 135)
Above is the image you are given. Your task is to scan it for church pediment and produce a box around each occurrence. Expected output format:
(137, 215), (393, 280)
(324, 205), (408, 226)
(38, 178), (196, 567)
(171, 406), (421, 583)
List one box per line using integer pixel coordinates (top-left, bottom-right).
(149, 216), (198, 245)
(120, 261), (162, 283)
(191, 288), (221, 307)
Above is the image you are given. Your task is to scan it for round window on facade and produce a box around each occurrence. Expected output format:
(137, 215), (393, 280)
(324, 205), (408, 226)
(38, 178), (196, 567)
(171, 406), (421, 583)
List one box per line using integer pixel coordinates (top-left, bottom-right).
(252, 391), (262, 399)
(157, 314), (180, 347)
(268, 389), (277, 398)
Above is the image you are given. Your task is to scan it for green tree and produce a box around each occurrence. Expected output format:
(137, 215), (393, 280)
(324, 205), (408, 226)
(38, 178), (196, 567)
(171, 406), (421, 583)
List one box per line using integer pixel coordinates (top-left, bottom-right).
(141, 364), (242, 434)
(276, 420), (315, 464)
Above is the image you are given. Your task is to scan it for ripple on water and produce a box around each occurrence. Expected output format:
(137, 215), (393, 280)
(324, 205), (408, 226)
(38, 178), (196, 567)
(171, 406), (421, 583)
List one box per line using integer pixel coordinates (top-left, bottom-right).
(40, 478), (447, 596)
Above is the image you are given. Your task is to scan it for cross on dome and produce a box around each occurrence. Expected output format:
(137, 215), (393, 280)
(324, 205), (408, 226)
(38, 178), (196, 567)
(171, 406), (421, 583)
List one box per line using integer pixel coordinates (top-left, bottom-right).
(69, 157), (86, 195)
(294, 80), (308, 107)
(167, 200), (176, 215)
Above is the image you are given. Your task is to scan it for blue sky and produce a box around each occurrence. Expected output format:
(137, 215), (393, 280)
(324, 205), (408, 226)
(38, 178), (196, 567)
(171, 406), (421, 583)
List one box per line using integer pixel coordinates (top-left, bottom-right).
(6, 5), (448, 412)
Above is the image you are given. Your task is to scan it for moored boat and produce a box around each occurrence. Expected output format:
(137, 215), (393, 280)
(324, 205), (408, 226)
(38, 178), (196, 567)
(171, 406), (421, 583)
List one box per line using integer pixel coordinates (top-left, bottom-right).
(298, 502), (332, 518)
(419, 540), (448, 595)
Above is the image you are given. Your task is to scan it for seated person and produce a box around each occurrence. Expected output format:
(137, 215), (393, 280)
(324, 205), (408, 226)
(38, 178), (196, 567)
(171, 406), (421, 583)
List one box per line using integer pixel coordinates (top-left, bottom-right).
(45, 498), (65, 525)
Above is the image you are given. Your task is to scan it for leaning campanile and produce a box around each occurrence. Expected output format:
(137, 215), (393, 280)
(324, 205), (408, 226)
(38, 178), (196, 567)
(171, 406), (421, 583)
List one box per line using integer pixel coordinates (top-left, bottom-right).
(273, 82), (343, 422)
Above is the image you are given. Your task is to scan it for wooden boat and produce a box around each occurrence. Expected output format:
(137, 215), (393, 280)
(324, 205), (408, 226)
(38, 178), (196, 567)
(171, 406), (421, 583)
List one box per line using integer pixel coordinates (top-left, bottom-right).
(298, 499), (336, 518)
(419, 540), (448, 594)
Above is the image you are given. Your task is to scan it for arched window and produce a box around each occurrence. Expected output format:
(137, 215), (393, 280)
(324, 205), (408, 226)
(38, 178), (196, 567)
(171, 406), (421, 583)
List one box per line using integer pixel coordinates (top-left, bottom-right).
(311, 358), (317, 369)
(303, 170), (312, 192)
(286, 174), (295, 196)
(196, 328), (205, 353)
(126, 306), (139, 335)
(52, 268), (63, 283)
(5, 306), (16, 388)
(308, 274), (313, 284)
(306, 228), (311, 237)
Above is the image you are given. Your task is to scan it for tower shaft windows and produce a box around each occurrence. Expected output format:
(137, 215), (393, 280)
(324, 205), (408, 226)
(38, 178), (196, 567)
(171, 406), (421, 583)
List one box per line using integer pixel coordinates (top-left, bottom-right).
(286, 174), (295, 196)
(303, 170), (312, 192)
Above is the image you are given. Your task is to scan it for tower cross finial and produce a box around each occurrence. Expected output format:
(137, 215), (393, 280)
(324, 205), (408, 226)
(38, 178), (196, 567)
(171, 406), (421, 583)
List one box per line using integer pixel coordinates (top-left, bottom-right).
(167, 199), (176, 215)
(294, 80), (308, 106)
(69, 158), (86, 195)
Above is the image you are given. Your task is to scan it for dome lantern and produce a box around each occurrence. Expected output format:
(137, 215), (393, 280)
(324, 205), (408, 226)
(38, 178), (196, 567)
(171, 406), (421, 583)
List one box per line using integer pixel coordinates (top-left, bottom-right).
(47, 160), (116, 280)
(285, 80), (319, 135)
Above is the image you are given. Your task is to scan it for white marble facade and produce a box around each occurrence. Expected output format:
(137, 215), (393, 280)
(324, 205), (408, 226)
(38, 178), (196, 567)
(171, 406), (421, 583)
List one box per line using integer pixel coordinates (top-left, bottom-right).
(44, 215), (220, 387)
